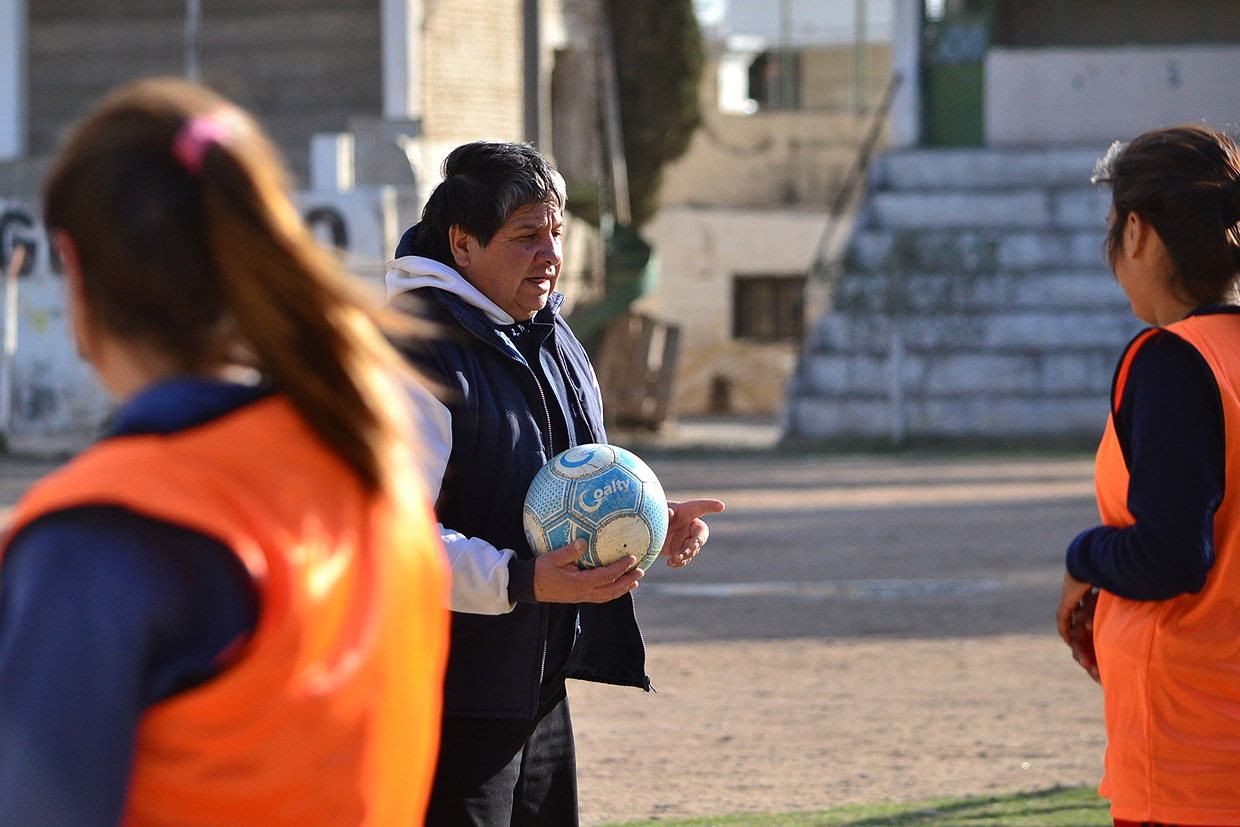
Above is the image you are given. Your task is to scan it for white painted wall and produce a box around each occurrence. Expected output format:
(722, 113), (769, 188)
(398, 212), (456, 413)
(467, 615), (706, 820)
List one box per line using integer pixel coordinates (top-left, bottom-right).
(0, 0), (26, 159)
(887, 0), (920, 148)
(986, 45), (1240, 146)
(725, 0), (893, 47)
(637, 206), (828, 415)
(0, 199), (108, 452)
(0, 188), (413, 449)
(381, 0), (423, 122)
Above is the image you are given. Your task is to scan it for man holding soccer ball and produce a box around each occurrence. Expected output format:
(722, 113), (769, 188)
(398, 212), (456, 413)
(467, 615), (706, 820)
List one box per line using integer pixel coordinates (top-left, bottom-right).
(386, 141), (724, 826)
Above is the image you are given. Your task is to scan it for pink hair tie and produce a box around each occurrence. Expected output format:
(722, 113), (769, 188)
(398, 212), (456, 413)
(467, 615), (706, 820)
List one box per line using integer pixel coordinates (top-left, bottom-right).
(172, 114), (232, 175)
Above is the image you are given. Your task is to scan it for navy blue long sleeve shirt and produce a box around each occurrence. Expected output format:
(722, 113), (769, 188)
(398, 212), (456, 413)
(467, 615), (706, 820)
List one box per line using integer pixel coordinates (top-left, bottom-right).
(0, 378), (263, 825)
(1066, 313), (1231, 600)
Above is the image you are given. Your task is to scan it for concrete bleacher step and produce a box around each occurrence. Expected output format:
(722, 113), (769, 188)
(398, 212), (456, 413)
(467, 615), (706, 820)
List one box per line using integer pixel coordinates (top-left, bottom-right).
(860, 186), (1112, 230)
(794, 348), (1121, 402)
(784, 145), (1136, 443)
(805, 307), (1139, 357)
(829, 270), (1129, 314)
(868, 146), (1110, 192)
(784, 392), (1109, 440)
(846, 226), (1113, 273)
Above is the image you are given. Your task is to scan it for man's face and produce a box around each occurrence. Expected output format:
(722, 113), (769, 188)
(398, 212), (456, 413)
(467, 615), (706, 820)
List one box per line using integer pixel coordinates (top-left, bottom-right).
(451, 200), (564, 321)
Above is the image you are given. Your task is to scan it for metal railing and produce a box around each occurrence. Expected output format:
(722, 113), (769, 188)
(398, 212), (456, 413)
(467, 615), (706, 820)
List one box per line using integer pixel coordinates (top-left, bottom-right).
(809, 70), (904, 279)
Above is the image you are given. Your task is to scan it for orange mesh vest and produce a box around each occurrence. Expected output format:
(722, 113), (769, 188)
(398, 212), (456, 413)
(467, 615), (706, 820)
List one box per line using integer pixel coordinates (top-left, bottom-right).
(2, 395), (450, 826)
(1094, 315), (1240, 825)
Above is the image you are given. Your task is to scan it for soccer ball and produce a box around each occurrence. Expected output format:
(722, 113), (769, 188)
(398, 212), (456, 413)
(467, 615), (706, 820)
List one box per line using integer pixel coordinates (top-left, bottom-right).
(523, 443), (669, 571)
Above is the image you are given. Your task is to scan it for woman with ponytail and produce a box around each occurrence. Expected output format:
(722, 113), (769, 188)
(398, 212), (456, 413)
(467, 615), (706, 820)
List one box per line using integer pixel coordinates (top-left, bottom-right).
(1057, 124), (1240, 826)
(0, 78), (449, 825)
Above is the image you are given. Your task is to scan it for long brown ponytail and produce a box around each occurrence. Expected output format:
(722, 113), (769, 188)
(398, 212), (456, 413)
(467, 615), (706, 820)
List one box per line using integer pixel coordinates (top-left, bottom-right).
(43, 77), (420, 494)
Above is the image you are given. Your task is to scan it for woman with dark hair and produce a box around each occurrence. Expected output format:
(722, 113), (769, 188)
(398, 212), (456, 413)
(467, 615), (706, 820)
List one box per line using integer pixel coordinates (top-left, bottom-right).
(0, 78), (449, 825)
(1058, 124), (1240, 826)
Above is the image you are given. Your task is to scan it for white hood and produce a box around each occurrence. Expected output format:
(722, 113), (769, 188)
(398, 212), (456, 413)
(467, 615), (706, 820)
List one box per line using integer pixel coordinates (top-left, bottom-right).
(385, 255), (516, 325)
(383, 253), (538, 617)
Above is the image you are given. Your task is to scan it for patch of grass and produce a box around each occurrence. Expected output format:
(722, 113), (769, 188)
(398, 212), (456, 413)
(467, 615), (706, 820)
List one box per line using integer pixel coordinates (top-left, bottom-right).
(597, 785), (1109, 827)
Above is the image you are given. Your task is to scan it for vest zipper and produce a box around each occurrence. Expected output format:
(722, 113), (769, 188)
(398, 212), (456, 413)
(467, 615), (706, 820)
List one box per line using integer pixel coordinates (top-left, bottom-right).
(531, 375), (556, 456)
(529, 364), (554, 698)
(549, 340), (582, 447)
(482, 319), (557, 457)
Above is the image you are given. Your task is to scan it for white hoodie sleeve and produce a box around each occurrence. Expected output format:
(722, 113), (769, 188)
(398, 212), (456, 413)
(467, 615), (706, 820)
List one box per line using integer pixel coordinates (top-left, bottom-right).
(407, 374), (520, 616)
(438, 525), (519, 615)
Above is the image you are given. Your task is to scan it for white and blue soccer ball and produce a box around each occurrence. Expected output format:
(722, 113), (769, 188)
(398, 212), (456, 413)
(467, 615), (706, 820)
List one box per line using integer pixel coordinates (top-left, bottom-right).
(523, 443), (669, 571)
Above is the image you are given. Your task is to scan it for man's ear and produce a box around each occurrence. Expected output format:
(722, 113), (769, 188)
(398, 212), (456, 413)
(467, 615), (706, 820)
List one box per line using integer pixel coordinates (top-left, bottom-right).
(448, 225), (474, 270)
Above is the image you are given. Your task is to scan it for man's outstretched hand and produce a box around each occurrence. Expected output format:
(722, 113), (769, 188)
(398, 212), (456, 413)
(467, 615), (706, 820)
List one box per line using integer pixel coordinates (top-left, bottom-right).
(661, 499), (725, 568)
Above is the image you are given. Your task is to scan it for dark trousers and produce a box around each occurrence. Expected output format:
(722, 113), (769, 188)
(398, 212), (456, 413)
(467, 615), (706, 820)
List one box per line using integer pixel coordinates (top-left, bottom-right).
(426, 695), (578, 827)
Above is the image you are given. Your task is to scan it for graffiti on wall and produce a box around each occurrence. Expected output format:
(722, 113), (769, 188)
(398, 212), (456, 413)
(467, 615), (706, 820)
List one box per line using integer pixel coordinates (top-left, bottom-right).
(0, 189), (403, 447)
(0, 200), (371, 278)
(0, 204), (54, 277)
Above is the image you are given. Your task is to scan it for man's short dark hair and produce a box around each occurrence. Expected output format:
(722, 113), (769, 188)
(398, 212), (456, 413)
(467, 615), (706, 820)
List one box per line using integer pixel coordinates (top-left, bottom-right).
(400, 141), (566, 266)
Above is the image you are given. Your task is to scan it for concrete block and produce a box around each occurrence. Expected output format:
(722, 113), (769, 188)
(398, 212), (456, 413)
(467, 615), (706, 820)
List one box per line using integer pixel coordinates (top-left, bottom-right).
(1051, 187), (1113, 229)
(845, 230), (895, 271)
(1039, 350), (1123, 396)
(849, 228), (1111, 274)
(807, 312), (876, 354)
(980, 310), (1140, 350)
(833, 269), (1126, 314)
(867, 190), (1050, 229)
(784, 397), (894, 439)
(919, 353), (1039, 396)
(997, 230), (1108, 269)
(872, 146), (1105, 191)
(809, 305), (1140, 358)
(906, 395), (1107, 437)
(1005, 270), (1125, 308)
(785, 392), (1107, 441)
(803, 344), (1122, 402)
(800, 353), (890, 397)
(848, 229), (1007, 272)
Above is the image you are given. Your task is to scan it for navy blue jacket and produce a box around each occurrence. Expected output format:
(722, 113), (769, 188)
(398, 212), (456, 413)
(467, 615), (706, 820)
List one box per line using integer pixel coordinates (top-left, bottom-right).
(1066, 308), (1236, 599)
(0, 379), (262, 825)
(393, 284), (650, 719)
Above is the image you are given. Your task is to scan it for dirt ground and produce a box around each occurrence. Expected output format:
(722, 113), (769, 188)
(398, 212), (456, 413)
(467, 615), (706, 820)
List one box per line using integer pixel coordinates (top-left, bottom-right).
(569, 451), (1108, 825)
(0, 447), (1110, 825)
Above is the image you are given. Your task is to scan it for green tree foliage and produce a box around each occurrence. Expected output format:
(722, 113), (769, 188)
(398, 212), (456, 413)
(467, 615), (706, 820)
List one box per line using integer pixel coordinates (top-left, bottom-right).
(607, 0), (704, 228)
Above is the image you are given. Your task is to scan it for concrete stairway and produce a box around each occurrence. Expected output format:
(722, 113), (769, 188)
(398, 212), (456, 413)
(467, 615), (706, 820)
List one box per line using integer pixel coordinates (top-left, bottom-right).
(783, 145), (1143, 445)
